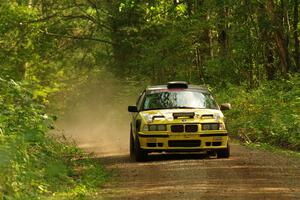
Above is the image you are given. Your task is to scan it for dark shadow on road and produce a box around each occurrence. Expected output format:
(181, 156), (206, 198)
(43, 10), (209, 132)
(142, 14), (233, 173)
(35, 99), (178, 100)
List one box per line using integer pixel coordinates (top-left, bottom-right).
(147, 152), (209, 162)
(96, 152), (216, 166)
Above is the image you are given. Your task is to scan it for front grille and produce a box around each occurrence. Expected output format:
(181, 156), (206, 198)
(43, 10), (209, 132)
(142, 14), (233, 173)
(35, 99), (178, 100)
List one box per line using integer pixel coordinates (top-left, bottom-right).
(147, 143), (164, 147)
(171, 124), (198, 133)
(147, 143), (156, 147)
(171, 125), (184, 132)
(200, 133), (227, 137)
(185, 125), (198, 132)
(212, 142), (222, 146)
(168, 140), (201, 147)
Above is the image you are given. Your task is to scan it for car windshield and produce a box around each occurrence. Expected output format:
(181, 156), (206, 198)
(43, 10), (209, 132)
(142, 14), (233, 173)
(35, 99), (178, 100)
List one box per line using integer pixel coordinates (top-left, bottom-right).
(142, 90), (218, 110)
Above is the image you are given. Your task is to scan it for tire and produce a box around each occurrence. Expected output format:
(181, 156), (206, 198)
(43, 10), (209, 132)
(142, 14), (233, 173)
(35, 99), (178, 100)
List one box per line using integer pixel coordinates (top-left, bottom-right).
(130, 131), (135, 161)
(134, 136), (148, 162)
(217, 143), (230, 158)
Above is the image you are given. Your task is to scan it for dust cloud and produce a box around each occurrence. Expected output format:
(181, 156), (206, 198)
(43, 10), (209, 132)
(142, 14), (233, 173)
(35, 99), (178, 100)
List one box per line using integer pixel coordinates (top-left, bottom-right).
(54, 74), (138, 157)
(56, 111), (130, 157)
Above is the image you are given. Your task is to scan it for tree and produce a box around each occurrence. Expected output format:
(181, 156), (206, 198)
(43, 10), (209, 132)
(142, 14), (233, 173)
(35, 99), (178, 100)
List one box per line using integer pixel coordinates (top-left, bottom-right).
(293, 0), (299, 71)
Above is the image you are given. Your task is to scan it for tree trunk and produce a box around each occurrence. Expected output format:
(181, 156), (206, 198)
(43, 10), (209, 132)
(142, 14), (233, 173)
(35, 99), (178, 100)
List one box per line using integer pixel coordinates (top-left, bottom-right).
(275, 33), (289, 75)
(281, 0), (291, 73)
(218, 3), (229, 57)
(294, 0), (299, 71)
(185, 0), (193, 16)
(207, 13), (214, 59)
(266, 48), (276, 80)
(195, 47), (204, 83)
(266, 0), (289, 77)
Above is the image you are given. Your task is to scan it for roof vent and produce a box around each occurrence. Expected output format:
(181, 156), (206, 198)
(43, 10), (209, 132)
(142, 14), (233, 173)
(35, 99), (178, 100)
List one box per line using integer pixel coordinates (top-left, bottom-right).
(167, 81), (188, 89)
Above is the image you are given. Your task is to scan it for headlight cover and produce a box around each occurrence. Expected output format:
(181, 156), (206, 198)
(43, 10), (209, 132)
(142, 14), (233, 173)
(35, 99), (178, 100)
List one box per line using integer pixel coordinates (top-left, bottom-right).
(201, 123), (225, 130)
(143, 124), (167, 132)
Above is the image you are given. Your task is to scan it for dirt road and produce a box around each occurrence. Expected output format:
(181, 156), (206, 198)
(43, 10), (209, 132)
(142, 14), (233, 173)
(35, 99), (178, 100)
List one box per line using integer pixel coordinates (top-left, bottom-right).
(96, 143), (300, 200)
(56, 109), (300, 200)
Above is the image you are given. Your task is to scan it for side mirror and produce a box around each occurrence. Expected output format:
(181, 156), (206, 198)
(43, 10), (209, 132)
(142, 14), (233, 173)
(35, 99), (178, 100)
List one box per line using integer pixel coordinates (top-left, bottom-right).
(220, 103), (231, 110)
(128, 105), (138, 112)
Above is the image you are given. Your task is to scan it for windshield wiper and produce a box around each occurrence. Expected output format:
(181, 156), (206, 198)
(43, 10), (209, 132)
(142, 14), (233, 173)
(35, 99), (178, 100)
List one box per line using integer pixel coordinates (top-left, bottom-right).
(169, 106), (198, 109)
(143, 106), (204, 111)
(142, 108), (170, 111)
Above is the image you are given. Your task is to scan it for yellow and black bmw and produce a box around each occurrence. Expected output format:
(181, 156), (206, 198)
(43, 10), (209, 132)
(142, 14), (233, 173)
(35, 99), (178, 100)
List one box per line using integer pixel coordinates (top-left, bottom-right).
(128, 81), (231, 161)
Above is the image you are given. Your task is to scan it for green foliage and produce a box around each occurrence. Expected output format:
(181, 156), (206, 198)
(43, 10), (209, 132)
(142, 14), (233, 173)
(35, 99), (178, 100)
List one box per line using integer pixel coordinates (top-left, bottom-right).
(215, 75), (300, 151)
(0, 78), (107, 199)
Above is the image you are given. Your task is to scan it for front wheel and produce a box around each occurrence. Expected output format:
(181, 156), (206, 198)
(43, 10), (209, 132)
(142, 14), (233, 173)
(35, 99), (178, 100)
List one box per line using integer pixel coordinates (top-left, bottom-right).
(134, 136), (148, 162)
(217, 143), (230, 158)
(129, 131), (135, 161)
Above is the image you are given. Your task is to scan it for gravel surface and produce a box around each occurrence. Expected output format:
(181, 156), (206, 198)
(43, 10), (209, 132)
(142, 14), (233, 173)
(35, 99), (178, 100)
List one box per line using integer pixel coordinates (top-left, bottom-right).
(96, 143), (300, 200)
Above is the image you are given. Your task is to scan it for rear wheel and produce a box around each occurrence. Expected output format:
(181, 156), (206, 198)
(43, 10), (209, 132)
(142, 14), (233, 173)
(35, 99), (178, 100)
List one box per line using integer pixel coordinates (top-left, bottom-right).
(217, 143), (230, 158)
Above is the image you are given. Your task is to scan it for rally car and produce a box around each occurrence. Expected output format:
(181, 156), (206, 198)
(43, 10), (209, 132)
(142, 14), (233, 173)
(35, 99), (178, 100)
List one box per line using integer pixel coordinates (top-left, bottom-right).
(128, 81), (231, 161)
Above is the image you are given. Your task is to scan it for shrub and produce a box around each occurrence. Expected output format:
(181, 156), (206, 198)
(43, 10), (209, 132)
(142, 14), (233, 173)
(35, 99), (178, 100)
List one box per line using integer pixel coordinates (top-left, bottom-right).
(0, 78), (107, 199)
(215, 75), (300, 151)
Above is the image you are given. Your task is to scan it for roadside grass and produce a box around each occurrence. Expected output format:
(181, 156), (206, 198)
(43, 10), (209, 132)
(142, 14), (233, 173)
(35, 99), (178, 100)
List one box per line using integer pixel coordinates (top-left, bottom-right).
(42, 140), (110, 200)
(0, 134), (109, 200)
(0, 78), (109, 199)
(245, 142), (300, 159)
(230, 137), (300, 160)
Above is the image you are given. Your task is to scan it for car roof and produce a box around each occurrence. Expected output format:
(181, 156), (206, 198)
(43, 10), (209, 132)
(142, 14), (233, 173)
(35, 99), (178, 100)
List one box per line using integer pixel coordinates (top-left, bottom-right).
(146, 84), (210, 92)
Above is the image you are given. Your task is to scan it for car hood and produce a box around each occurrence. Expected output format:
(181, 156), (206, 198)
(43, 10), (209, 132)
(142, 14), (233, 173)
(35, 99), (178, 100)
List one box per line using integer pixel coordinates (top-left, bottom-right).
(140, 109), (224, 124)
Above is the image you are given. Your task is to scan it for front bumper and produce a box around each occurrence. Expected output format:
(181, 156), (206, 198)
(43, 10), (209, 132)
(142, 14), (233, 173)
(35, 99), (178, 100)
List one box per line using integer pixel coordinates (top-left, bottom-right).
(138, 131), (229, 152)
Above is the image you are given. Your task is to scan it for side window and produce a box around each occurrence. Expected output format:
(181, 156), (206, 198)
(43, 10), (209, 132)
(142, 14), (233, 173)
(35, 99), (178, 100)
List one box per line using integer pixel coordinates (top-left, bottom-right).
(136, 91), (146, 111)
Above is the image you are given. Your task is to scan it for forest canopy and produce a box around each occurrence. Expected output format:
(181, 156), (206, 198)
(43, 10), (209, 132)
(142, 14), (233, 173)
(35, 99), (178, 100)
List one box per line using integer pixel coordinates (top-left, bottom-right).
(1, 0), (299, 85)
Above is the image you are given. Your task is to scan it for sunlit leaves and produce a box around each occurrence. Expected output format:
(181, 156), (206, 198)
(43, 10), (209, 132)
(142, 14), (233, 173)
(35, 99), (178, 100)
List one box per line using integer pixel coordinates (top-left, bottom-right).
(216, 75), (300, 150)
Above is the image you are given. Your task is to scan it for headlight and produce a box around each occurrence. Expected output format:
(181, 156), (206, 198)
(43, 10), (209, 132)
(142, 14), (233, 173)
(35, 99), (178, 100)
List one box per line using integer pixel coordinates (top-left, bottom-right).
(143, 125), (149, 131)
(201, 123), (224, 130)
(149, 125), (157, 131)
(219, 123), (226, 130)
(157, 124), (167, 131)
(143, 124), (167, 131)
